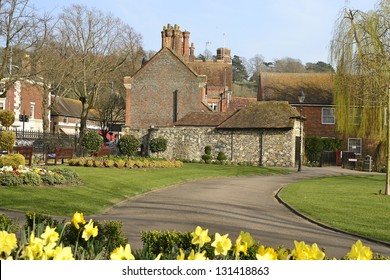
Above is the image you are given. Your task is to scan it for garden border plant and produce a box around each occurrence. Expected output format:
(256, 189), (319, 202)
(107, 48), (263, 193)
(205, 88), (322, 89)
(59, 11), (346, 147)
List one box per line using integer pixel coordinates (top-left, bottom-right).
(0, 214), (387, 260)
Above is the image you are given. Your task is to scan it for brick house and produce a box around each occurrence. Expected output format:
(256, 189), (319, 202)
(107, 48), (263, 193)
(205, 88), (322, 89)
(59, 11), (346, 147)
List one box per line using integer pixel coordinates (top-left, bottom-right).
(0, 80), (101, 138)
(50, 96), (100, 135)
(0, 79), (47, 131)
(124, 24), (233, 129)
(258, 72), (377, 161)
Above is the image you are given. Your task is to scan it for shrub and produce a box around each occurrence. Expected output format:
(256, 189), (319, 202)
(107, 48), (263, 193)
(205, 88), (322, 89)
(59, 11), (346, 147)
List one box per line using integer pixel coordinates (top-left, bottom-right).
(81, 131), (103, 155)
(217, 151), (227, 161)
(51, 168), (80, 183)
(201, 154), (212, 163)
(114, 159), (126, 168)
(305, 137), (324, 163)
(21, 172), (43, 185)
(40, 172), (66, 185)
(149, 137), (168, 156)
(0, 110), (15, 128)
(85, 159), (94, 167)
(0, 153), (25, 168)
(0, 130), (16, 153)
(204, 145), (212, 155)
(118, 135), (140, 156)
(0, 172), (24, 186)
(103, 159), (115, 167)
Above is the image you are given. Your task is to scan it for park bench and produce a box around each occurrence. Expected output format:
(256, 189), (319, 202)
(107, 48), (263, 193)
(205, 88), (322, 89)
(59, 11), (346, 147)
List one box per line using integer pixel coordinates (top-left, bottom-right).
(93, 148), (112, 157)
(13, 146), (34, 166)
(45, 147), (74, 165)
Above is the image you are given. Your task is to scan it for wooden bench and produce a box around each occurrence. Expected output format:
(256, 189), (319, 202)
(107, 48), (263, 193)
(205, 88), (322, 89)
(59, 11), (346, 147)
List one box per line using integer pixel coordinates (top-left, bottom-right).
(93, 148), (112, 157)
(13, 146), (34, 166)
(45, 147), (74, 165)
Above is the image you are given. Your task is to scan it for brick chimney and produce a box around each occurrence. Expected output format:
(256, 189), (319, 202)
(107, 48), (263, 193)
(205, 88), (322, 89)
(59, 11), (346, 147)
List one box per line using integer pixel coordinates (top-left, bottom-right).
(182, 31), (190, 56)
(217, 48), (231, 63)
(161, 24), (192, 57)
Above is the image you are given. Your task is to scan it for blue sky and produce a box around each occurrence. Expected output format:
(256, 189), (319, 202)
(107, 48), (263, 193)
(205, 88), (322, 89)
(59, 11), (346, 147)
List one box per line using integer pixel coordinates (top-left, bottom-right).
(29, 0), (378, 64)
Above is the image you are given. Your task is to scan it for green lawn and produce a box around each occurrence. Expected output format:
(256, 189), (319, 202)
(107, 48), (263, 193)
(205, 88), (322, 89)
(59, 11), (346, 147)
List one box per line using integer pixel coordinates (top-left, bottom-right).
(278, 175), (390, 242)
(0, 163), (291, 216)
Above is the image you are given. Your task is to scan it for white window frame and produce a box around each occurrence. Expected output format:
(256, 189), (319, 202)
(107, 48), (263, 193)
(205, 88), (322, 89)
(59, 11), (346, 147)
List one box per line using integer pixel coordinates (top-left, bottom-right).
(30, 102), (35, 119)
(322, 107), (335, 124)
(208, 103), (218, 111)
(348, 138), (362, 155)
(0, 101), (4, 110)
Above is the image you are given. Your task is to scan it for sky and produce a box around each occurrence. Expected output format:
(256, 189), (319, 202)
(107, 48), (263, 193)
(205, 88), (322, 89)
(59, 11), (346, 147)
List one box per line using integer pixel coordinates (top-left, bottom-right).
(29, 0), (379, 64)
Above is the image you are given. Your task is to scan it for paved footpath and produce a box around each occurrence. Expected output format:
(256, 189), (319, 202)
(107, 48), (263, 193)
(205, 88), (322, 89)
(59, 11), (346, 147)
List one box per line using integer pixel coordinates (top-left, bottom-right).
(2, 166), (390, 258)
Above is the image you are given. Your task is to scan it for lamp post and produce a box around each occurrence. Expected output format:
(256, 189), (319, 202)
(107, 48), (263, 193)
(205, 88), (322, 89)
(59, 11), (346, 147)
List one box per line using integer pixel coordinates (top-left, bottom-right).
(298, 90), (305, 172)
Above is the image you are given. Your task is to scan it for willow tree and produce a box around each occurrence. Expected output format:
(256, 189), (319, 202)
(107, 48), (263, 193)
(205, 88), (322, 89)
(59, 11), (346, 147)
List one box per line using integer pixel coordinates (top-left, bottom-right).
(330, 0), (390, 194)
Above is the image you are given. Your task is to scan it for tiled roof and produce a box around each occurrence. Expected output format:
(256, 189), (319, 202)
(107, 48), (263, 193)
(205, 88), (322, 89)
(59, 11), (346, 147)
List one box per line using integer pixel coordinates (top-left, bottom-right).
(258, 72), (334, 105)
(175, 111), (235, 127)
(175, 101), (299, 129)
(51, 96), (99, 119)
(218, 101), (299, 129)
(227, 97), (257, 112)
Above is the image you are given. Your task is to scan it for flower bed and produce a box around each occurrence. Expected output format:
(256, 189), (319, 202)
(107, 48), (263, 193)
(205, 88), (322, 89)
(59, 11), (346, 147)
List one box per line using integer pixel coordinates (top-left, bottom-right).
(68, 156), (183, 169)
(0, 165), (81, 186)
(0, 212), (388, 260)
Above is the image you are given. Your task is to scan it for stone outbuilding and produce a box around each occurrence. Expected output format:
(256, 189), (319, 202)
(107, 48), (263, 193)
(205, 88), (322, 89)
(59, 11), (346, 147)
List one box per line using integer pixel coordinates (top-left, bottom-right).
(123, 101), (302, 167)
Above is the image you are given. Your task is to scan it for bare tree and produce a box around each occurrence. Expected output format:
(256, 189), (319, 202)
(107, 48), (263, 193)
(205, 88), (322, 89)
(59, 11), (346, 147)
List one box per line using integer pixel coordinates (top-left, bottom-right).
(248, 54), (266, 81)
(95, 81), (125, 143)
(0, 0), (48, 86)
(54, 4), (143, 140)
(273, 57), (306, 73)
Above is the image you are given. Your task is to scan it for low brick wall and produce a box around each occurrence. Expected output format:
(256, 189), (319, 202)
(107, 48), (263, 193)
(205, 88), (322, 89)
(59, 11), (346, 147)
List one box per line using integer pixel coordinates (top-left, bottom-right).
(122, 126), (296, 168)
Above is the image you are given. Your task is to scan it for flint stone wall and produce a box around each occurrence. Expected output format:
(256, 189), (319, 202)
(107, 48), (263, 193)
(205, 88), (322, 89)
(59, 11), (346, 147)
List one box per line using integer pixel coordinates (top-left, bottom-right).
(122, 126), (296, 167)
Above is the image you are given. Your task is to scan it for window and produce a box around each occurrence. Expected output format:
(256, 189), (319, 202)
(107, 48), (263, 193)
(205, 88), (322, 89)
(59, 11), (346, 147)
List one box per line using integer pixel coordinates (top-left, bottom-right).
(348, 138), (362, 155)
(208, 103), (218, 111)
(63, 117), (69, 123)
(30, 102), (35, 119)
(0, 101), (4, 110)
(322, 107), (335, 124)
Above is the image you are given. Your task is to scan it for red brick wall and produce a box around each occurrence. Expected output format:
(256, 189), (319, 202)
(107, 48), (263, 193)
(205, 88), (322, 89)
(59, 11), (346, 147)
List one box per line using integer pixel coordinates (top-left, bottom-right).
(300, 105), (339, 138)
(20, 83), (44, 120)
(126, 49), (205, 129)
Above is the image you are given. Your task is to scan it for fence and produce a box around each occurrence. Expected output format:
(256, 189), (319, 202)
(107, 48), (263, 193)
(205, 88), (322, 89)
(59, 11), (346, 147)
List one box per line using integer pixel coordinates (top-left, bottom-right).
(0, 128), (76, 154)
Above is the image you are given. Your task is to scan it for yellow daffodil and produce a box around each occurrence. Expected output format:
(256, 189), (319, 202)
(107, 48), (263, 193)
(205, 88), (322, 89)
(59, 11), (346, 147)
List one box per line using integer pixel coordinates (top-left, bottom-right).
(110, 244), (135, 260)
(307, 243), (326, 260)
(42, 242), (57, 259)
(82, 219), (98, 241)
(22, 232), (45, 260)
(155, 253), (162, 260)
(0, 231), (17, 256)
(177, 248), (185, 260)
(292, 241), (325, 260)
(187, 249), (208, 260)
(211, 233), (232, 256)
(72, 211), (86, 229)
(239, 231), (255, 248)
(41, 226), (59, 243)
(52, 245), (75, 260)
(191, 226), (211, 247)
(234, 236), (248, 258)
(256, 245), (278, 260)
(346, 240), (373, 260)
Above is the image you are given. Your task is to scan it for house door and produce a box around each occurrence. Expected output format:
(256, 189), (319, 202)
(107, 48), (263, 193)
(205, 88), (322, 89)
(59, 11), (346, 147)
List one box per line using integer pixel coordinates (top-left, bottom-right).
(295, 136), (301, 167)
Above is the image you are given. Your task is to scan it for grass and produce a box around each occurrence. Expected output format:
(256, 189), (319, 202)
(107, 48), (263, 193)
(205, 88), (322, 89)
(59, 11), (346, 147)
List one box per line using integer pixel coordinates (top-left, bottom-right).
(0, 163), (291, 216)
(278, 175), (390, 242)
